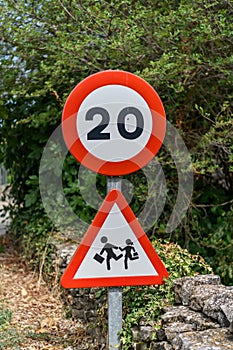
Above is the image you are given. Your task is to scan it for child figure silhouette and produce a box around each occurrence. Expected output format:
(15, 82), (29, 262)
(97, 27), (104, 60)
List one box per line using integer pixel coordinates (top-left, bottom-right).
(119, 239), (139, 270)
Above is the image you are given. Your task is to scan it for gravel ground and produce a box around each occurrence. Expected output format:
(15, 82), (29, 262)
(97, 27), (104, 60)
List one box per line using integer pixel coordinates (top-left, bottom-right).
(0, 237), (92, 350)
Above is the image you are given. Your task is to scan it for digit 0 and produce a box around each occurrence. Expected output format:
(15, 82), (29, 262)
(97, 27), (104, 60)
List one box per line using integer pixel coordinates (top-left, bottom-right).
(117, 107), (144, 140)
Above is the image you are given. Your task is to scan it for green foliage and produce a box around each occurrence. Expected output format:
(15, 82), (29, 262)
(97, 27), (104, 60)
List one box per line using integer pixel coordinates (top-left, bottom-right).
(180, 192), (233, 285)
(0, 301), (12, 328)
(7, 200), (56, 276)
(0, 300), (24, 349)
(0, 0), (232, 284)
(121, 240), (212, 349)
(22, 218), (55, 273)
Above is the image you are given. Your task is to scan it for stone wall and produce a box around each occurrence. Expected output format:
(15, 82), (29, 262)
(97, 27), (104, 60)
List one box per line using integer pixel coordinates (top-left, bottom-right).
(56, 242), (107, 349)
(55, 243), (233, 350)
(132, 274), (233, 349)
(0, 185), (10, 236)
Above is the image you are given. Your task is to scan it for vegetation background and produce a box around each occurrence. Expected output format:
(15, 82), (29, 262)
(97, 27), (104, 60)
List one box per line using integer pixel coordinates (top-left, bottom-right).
(1, 0), (232, 287)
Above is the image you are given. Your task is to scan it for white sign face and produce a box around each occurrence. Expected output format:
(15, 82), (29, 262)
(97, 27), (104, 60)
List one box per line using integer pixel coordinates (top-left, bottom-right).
(73, 203), (158, 279)
(76, 85), (153, 162)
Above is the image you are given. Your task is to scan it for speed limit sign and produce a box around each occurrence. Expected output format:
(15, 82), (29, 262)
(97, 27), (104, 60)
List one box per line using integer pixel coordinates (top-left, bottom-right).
(62, 70), (166, 175)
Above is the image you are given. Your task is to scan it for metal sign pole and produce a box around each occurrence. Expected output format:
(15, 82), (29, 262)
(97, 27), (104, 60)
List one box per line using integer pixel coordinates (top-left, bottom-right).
(107, 177), (122, 350)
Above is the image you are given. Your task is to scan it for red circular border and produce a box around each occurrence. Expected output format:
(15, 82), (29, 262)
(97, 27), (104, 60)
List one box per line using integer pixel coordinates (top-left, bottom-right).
(62, 70), (166, 175)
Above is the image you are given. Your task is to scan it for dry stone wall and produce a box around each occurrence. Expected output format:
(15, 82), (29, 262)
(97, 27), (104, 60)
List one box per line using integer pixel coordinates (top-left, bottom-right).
(0, 185), (10, 236)
(56, 242), (107, 349)
(55, 243), (233, 350)
(134, 275), (233, 349)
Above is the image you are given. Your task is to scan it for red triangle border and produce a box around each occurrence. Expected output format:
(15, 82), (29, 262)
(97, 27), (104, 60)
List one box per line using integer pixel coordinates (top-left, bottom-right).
(60, 190), (169, 288)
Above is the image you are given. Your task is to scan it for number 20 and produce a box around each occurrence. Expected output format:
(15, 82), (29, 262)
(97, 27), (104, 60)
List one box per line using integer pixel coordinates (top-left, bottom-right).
(86, 106), (144, 140)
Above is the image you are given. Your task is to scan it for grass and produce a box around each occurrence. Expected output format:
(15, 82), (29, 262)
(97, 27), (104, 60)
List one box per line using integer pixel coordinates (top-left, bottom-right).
(0, 300), (24, 349)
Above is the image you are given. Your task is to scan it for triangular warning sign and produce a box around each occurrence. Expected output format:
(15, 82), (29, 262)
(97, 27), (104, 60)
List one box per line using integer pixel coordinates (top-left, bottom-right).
(61, 190), (169, 288)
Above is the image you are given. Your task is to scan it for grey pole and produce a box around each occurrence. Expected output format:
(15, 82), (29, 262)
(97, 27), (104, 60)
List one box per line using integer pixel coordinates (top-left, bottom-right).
(107, 177), (122, 350)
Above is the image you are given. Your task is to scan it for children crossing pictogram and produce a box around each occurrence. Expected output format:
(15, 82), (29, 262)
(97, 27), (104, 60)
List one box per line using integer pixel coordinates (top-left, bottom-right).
(94, 237), (139, 271)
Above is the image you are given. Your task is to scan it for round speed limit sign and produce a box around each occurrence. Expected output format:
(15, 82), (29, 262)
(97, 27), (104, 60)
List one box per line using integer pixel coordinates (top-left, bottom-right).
(62, 70), (166, 175)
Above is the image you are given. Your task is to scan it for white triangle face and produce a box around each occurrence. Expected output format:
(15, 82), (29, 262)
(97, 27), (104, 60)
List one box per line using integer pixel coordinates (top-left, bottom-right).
(73, 203), (158, 279)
